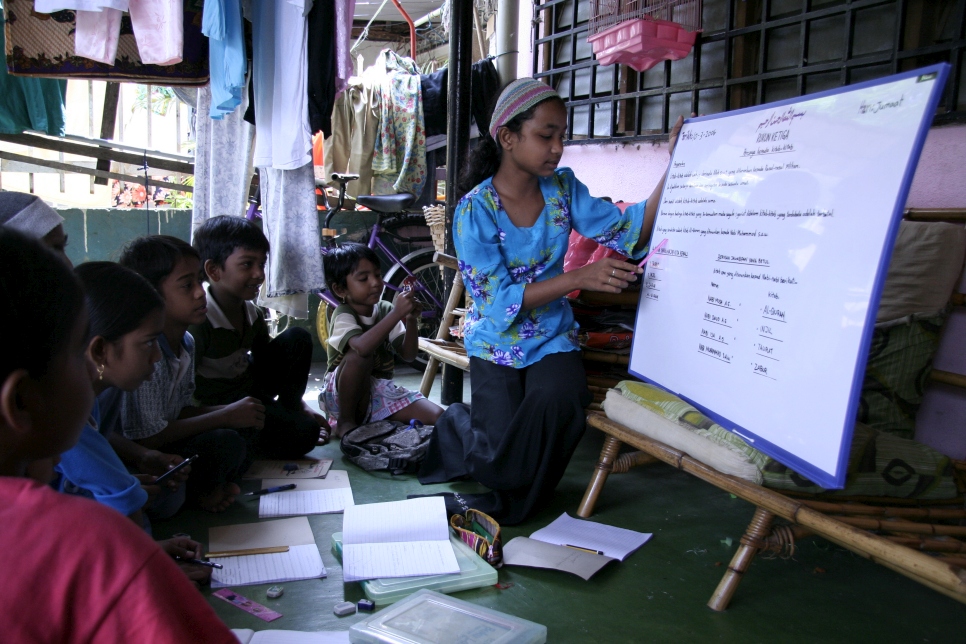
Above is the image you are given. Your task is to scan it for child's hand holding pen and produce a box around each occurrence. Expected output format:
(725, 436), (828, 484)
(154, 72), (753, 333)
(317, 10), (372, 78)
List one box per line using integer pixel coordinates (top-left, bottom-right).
(137, 450), (191, 491)
(158, 536), (216, 585)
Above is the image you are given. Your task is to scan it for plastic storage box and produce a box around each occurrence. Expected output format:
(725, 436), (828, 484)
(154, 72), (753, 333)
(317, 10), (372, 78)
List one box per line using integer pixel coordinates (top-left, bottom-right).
(348, 589), (547, 644)
(331, 532), (497, 606)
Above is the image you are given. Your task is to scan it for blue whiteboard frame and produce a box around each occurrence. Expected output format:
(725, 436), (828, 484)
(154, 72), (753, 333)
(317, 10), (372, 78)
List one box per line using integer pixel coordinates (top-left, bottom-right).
(629, 63), (950, 489)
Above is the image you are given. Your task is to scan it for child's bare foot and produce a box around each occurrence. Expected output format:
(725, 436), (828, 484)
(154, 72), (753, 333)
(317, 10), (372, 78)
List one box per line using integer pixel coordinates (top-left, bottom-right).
(333, 420), (358, 439)
(197, 482), (240, 513)
(317, 428), (330, 445)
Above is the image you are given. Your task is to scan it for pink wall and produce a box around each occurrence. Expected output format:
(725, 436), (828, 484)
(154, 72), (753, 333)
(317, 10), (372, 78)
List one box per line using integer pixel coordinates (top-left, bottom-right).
(561, 122), (966, 209)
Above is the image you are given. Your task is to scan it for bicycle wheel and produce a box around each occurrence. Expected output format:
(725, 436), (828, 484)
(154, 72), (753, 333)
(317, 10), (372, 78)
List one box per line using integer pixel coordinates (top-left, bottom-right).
(383, 248), (448, 372)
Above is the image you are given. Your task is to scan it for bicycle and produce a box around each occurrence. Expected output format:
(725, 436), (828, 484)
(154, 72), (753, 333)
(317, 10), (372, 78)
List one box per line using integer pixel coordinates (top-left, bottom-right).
(248, 173), (448, 371)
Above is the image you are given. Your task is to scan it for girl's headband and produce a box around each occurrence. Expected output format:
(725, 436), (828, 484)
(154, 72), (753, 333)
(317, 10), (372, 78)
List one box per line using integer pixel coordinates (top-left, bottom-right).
(488, 78), (560, 140)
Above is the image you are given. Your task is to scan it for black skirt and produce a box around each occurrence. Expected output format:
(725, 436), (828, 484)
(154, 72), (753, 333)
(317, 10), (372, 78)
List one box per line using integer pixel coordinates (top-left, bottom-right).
(419, 351), (591, 525)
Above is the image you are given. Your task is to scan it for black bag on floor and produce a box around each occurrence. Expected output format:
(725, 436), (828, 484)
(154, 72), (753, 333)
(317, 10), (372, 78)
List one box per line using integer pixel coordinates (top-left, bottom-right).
(340, 420), (434, 475)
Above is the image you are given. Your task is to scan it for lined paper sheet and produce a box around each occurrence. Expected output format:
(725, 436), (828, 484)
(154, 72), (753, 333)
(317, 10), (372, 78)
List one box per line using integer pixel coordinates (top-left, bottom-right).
(341, 498), (459, 582)
(259, 488), (354, 518)
(529, 513), (652, 561)
(211, 544), (326, 587)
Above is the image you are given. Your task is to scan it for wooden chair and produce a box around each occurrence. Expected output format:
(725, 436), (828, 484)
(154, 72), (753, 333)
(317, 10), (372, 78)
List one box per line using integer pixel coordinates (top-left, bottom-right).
(418, 252), (470, 397)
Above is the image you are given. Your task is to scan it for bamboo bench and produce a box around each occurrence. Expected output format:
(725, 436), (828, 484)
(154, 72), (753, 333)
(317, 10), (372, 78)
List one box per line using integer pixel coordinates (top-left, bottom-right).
(578, 412), (966, 609)
(418, 252), (470, 397)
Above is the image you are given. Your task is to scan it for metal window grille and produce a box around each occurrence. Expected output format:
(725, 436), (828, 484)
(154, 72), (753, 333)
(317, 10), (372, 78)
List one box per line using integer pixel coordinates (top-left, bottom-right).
(533, 0), (966, 145)
(589, 0), (702, 36)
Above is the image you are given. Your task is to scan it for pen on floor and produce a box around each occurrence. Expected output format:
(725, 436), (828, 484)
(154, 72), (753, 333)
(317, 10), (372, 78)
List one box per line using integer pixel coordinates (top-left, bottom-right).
(243, 483), (298, 497)
(564, 544), (605, 555)
(638, 238), (669, 267)
(178, 557), (224, 569)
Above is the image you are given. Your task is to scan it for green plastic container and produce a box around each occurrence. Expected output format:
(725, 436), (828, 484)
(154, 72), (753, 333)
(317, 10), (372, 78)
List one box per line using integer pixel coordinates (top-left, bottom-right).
(331, 532), (498, 606)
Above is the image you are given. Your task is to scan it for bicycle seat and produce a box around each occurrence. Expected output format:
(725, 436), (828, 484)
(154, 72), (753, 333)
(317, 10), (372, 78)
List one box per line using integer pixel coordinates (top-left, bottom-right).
(331, 172), (360, 183)
(356, 193), (416, 213)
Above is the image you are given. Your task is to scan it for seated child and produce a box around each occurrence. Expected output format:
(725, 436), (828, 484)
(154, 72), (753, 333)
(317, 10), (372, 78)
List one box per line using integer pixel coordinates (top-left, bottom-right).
(319, 243), (443, 438)
(0, 228), (235, 642)
(55, 262), (165, 527)
(0, 191), (71, 264)
(190, 216), (323, 456)
(119, 235), (260, 513)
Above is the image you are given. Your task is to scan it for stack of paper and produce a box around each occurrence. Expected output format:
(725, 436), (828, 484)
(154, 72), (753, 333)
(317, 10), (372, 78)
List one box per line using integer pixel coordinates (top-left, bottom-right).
(503, 513), (652, 580)
(341, 497), (460, 582)
(209, 516), (326, 587)
(258, 470), (354, 518)
(244, 458), (333, 479)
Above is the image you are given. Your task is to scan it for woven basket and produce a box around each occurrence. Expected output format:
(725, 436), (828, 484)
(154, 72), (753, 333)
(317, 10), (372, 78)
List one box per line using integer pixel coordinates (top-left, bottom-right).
(423, 205), (447, 256)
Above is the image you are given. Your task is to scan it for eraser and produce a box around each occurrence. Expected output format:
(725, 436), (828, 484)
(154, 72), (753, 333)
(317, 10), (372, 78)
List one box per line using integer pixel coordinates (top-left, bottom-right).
(357, 598), (375, 612)
(333, 601), (357, 616)
(266, 585), (284, 599)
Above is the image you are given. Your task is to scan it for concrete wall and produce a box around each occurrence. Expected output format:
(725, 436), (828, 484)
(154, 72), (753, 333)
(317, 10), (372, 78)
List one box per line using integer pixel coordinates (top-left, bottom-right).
(61, 208), (192, 266)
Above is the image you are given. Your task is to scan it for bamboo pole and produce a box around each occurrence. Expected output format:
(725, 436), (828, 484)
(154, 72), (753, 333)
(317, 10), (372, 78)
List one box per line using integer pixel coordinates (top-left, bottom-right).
(582, 349), (630, 365)
(886, 536), (966, 554)
(709, 507), (775, 611)
(585, 413), (966, 603)
(930, 369), (966, 390)
(577, 435), (623, 518)
(831, 515), (966, 537)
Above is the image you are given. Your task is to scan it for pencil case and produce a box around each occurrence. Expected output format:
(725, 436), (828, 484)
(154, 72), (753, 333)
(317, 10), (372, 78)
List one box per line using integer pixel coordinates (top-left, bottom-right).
(450, 509), (503, 568)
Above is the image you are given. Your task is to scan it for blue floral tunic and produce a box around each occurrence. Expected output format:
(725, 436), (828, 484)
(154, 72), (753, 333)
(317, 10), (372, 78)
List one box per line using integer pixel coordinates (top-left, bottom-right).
(454, 167), (647, 368)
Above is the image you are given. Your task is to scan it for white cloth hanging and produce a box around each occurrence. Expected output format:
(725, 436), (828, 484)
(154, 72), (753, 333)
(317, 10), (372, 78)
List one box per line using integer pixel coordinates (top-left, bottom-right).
(192, 83), (255, 231)
(73, 0), (183, 66)
(251, 0), (312, 170)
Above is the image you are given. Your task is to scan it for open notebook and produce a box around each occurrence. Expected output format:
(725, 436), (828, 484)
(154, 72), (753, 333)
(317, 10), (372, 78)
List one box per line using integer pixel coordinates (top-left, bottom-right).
(209, 517), (326, 587)
(258, 470), (354, 518)
(341, 497), (460, 582)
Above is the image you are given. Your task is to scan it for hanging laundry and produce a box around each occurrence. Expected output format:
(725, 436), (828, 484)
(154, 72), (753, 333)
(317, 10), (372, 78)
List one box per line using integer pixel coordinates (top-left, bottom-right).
(0, 12), (67, 136)
(4, 0), (208, 83)
(251, 0), (312, 169)
(192, 84), (255, 230)
(421, 58), (502, 138)
(333, 0), (355, 98)
(323, 74), (379, 199)
(202, 0), (246, 118)
(307, 0), (336, 136)
(371, 49), (426, 198)
(258, 162), (326, 303)
(71, 0), (183, 66)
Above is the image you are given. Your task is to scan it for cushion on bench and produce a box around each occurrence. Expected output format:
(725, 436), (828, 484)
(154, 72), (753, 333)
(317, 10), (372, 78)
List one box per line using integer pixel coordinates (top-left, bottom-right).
(605, 381), (962, 499)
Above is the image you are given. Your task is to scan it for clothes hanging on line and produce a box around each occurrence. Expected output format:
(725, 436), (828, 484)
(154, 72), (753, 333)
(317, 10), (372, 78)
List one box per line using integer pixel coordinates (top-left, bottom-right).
(192, 83), (255, 230)
(307, 0), (336, 137)
(323, 71), (379, 199)
(251, 0), (312, 169)
(420, 58), (502, 138)
(332, 0), (355, 99)
(203, 0), (246, 118)
(0, 12), (67, 136)
(4, 1), (208, 84)
(371, 49), (426, 198)
(70, 0), (183, 66)
(258, 162), (326, 306)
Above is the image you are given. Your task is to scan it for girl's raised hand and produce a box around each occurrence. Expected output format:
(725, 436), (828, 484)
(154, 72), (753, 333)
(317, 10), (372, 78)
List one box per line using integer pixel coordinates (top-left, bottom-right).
(577, 257), (642, 294)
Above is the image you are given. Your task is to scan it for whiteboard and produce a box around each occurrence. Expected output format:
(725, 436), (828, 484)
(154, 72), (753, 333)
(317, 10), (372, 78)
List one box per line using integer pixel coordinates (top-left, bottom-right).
(629, 64), (949, 489)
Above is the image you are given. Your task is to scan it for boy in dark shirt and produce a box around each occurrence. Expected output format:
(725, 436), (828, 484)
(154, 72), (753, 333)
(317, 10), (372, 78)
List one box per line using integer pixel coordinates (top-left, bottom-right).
(190, 216), (324, 457)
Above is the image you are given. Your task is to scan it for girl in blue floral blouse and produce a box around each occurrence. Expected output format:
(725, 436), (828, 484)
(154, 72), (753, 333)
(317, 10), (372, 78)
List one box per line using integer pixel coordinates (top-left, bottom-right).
(418, 79), (683, 524)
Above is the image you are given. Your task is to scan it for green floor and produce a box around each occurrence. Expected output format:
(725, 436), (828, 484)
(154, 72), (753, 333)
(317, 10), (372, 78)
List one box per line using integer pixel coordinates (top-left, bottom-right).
(155, 366), (966, 642)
